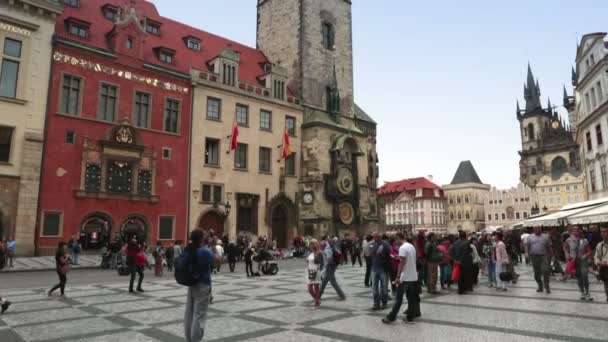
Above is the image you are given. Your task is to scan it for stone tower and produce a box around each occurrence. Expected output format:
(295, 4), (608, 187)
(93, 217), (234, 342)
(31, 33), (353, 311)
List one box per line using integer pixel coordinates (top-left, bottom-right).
(257, 0), (379, 237)
(517, 64), (580, 188)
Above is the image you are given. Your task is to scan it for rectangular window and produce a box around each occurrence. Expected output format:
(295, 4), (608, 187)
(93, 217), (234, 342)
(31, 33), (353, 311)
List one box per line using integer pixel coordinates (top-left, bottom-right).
(488, 214), (491, 221)
(0, 38), (22, 98)
(187, 38), (200, 51)
(585, 93), (591, 112)
(60, 74), (82, 115)
(516, 212), (520, 219)
(84, 164), (101, 192)
(523, 212), (528, 219)
(158, 216), (174, 240)
(159, 51), (173, 64)
(495, 214), (498, 220)
(586, 131), (593, 152)
(164, 99), (180, 133)
(63, 0), (79, 7)
(590, 169), (597, 192)
(259, 147), (271, 173)
(236, 104), (248, 126)
(68, 23), (88, 38)
(98, 84), (117, 122)
(0, 126), (14, 163)
(134, 92), (151, 128)
(204, 138), (219, 166)
(273, 79), (285, 100)
(596, 124), (603, 146)
(286, 116), (296, 136)
(501, 213), (506, 220)
(65, 131), (75, 144)
(104, 7), (118, 21)
(285, 153), (296, 176)
(322, 22), (334, 50)
(146, 22), (160, 35)
(162, 147), (171, 160)
(598, 81), (604, 102)
(201, 184), (222, 203)
(138, 170), (152, 195)
(222, 63), (236, 86)
(235, 143), (247, 169)
(591, 87), (598, 108)
(42, 211), (62, 236)
(602, 165), (607, 190)
(206, 97), (221, 120)
(260, 110), (272, 131)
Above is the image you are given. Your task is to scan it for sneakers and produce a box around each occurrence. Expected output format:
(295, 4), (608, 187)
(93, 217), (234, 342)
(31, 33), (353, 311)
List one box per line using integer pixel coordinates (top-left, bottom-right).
(580, 294), (587, 301)
(536, 288), (543, 293)
(136, 288), (144, 293)
(381, 318), (394, 324)
(371, 305), (382, 311)
(545, 288), (551, 294)
(1, 301), (11, 314)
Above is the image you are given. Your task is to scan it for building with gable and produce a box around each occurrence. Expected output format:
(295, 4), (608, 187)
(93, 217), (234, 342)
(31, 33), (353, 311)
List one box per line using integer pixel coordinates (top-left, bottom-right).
(484, 183), (539, 228)
(378, 177), (447, 234)
(444, 161), (491, 233)
(0, 0), (62, 254)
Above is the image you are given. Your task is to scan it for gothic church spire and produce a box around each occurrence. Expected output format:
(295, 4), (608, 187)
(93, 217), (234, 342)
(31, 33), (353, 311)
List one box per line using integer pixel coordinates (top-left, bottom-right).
(524, 64), (542, 113)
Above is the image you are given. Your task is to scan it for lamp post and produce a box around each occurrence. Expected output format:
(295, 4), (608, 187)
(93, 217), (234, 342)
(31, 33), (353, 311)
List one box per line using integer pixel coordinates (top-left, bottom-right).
(224, 201), (231, 219)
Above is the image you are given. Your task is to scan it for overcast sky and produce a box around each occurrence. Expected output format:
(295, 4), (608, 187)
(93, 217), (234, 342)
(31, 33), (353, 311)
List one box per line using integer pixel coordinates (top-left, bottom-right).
(154, 0), (608, 189)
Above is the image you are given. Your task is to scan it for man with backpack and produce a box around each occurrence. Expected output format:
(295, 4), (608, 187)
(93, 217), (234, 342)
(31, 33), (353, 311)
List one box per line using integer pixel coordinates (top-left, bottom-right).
(177, 228), (215, 342)
(370, 232), (391, 310)
(319, 236), (346, 301)
(424, 233), (442, 294)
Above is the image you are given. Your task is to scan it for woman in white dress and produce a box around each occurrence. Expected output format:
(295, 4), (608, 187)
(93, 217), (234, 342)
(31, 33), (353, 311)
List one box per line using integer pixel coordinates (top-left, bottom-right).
(307, 239), (323, 309)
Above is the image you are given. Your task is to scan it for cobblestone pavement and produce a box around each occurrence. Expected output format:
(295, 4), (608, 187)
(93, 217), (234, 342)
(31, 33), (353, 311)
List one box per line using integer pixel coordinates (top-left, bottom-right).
(0, 255), (102, 273)
(1, 264), (607, 342)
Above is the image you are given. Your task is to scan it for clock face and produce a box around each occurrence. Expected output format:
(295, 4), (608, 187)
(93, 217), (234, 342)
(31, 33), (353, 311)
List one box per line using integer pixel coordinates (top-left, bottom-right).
(337, 167), (354, 195)
(303, 193), (313, 205)
(551, 120), (560, 129)
(338, 202), (355, 225)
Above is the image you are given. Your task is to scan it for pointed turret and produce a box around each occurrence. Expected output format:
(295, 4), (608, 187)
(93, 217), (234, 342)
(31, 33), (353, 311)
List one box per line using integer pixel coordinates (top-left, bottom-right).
(516, 100), (521, 117)
(563, 85), (569, 106)
(524, 64), (542, 113)
(547, 98), (553, 114)
(572, 66), (578, 86)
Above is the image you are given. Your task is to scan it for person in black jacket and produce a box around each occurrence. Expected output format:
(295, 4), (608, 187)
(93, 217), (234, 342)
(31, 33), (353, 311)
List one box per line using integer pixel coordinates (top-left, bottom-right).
(165, 241), (175, 272)
(226, 242), (240, 272)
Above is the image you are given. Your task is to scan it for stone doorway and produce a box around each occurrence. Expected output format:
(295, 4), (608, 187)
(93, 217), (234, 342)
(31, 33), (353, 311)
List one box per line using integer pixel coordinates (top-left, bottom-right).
(271, 205), (288, 248)
(80, 214), (112, 251)
(198, 210), (224, 237)
(121, 216), (148, 244)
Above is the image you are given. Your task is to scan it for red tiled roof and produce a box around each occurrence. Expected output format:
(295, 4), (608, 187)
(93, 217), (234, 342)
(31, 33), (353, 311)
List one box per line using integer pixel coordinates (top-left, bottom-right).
(56, 0), (270, 86)
(378, 177), (442, 195)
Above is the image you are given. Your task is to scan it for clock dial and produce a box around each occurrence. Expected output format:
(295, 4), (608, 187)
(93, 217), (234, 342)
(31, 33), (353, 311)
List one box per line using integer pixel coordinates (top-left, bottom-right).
(337, 167), (354, 195)
(338, 202), (354, 225)
(303, 193), (313, 204)
(551, 120), (560, 129)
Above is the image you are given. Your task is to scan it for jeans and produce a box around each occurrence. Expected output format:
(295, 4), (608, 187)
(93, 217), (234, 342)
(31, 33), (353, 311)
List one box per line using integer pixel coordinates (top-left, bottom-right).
(439, 263), (451, 287)
(7, 251), (14, 267)
(575, 258), (589, 294)
(426, 262), (438, 292)
(184, 283), (210, 342)
(129, 265), (144, 290)
(530, 255), (550, 290)
(364, 257), (372, 286)
(110, 252), (118, 269)
(245, 260), (254, 276)
(320, 266), (345, 299)
(49, 271), (67, 295)
(72, 253), (80, 265)
(487, 261), (496, 285)
(371, 269), (388, 306)
(386, 281), (420, 322)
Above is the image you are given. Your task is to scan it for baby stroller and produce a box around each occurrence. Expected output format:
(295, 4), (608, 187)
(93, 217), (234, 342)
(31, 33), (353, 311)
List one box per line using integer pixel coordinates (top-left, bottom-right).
(253, 249), (279, 275)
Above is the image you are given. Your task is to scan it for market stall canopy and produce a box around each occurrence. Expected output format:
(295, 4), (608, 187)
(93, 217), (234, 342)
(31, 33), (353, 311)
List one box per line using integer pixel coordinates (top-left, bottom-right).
(566, 202), (608, 225)
(523, 206), (597, 227)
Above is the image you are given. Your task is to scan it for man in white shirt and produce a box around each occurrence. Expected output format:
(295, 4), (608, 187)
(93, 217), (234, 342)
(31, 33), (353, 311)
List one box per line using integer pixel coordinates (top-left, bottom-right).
(521, 231), (530, 265)
(382, 233), (420, 324)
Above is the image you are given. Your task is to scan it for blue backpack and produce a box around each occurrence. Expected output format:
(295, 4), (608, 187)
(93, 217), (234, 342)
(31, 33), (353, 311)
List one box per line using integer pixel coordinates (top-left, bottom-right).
(174, 245), (201, 286)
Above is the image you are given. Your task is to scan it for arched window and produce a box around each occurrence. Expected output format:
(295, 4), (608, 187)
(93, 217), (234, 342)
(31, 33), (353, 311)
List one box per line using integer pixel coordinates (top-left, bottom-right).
(465, 211), (470, 220)
(450, 213), (454, 220)
(457, 212), (462, 220)
(527, 123), (535, 140)
(322, 22), (335, 50)
(551, 156), (568, 178)
(465, 195), (469, 203)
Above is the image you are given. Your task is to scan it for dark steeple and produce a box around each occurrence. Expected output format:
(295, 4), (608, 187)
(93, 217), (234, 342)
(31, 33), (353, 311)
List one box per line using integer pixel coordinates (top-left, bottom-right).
(563, 85), (569, 106)
(524, 64), (542, 113)
(547, 98), (553, 114)
(572, 66), (578, 86)
(516, 100), (521, 117)
(450, 161), (483, 185)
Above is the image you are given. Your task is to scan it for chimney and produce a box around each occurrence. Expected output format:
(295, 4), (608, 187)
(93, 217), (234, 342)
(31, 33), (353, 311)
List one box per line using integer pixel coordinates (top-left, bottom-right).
(427, 175), (433, 182)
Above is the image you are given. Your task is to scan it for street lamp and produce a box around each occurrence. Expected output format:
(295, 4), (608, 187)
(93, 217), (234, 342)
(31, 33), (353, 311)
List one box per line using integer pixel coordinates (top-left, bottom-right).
(224, 201), (231, 218)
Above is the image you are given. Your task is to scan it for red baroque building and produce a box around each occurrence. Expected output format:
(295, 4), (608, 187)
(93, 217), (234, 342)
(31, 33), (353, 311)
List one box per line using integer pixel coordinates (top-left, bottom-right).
(37, 0), (191, 254)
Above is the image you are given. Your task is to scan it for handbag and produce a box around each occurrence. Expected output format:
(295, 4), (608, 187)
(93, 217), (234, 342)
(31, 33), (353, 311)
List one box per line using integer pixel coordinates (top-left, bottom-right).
(307, 268), (318, 280)
(499, 271), (513, 282)
(565, 258), (577, 276)
(451, 263), (461, 281)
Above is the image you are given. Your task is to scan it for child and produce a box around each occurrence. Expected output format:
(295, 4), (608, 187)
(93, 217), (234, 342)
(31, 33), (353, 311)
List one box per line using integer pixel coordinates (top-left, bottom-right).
(1, 296), (11, 314)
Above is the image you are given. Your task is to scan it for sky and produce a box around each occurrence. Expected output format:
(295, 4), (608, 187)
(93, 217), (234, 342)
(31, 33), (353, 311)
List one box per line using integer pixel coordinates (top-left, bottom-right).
(154, 0), (608, 189)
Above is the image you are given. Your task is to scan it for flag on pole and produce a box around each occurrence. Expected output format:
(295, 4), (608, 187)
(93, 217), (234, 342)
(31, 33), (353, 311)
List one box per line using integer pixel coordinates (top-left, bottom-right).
(277, 124), (292, 162)
(227, 110), (239, 154)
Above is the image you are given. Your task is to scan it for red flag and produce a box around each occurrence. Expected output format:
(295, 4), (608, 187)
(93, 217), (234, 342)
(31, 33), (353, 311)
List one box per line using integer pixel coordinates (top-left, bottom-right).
(282, 128), (292, 159)
(227, 113), (239, 153)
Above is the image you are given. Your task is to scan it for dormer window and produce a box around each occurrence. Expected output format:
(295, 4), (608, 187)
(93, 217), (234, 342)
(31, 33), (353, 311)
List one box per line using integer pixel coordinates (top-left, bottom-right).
(103, 5), (118, 21)
(63, 0), (79, 8)
(159, 50), (173, 64)
(222, 62), (236, 86)
(65, 19), (90, 39)
(146, 20), (161, 35)
(186, 37), (201, 51)
(126, 38), (133, 50)
(273, 79), (285, 100)
(322, 22), (335, 50)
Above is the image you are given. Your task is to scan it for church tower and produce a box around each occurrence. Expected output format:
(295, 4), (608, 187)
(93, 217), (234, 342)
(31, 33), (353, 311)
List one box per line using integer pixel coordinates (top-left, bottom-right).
(257, 0), (379, 237)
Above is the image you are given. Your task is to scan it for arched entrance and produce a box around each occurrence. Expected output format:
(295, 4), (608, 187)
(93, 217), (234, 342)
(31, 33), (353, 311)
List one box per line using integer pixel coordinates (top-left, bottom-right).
(198, 210), (224, 237)
(80, 213), (113, 251)
(271, 205), (288, 248)
(121, 216), (148, 244)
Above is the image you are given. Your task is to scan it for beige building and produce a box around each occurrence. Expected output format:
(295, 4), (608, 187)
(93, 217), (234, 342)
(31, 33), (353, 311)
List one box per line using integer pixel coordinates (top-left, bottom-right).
(0, 0), (62, 254)
(536, 173), (587, 212)
(444, 161), (491, 233)
(484, 183), (539, 228)
(385, 191), (448, 234)
(189, 56), (302, 247)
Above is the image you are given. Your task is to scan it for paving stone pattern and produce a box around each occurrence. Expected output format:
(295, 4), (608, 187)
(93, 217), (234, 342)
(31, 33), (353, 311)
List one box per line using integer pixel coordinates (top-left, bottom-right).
(1, 255), (103, 272)
(1, 265), (608, 341)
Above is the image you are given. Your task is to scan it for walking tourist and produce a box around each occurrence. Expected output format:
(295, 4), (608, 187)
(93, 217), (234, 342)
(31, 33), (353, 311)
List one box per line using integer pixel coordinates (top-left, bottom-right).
(0, 295), (10, 314)
(6, 236), (15, 268)
(307, 239), (323, 309)
(494, 232), (509, 291)
(244, 245), (256, 277)
(183, 229), (214, 342)
(351, 236), (363, 267)
(125, 238), (146, 293)
(72, 239), (81, 265)
(438, 238), (452, 289)
(363, 235), (373, 286)
(226, 241), (239, 272)
(525, 226), (552, 293)
(214, 240), (224, 273)
(424, 233), (441, 294)
(565, 226), (593, 301)
(594, 226), (608, 302)
(154, 240), (165, 276)
(470, 237), (482, 286)
(381, 233), (420, 324)
(340, 234), (351, 265)
(110, 235), (122, 269)
(521, 229), (531, 265)
(48, 241), (69, 296)
(370, 232), (390, 309)
(415, 231), (427, 287)
(319, 237), (346, 300)
(166, 241), (176, 273)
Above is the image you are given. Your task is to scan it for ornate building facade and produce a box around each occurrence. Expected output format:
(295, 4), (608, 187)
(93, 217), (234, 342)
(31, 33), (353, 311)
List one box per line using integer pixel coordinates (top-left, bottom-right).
(444, 161), (490, 233)
(257, 0), (379, 238)
(0, 0), (62, 254)
(484, 183), (538, 228)
(517, 65), (584, 199)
